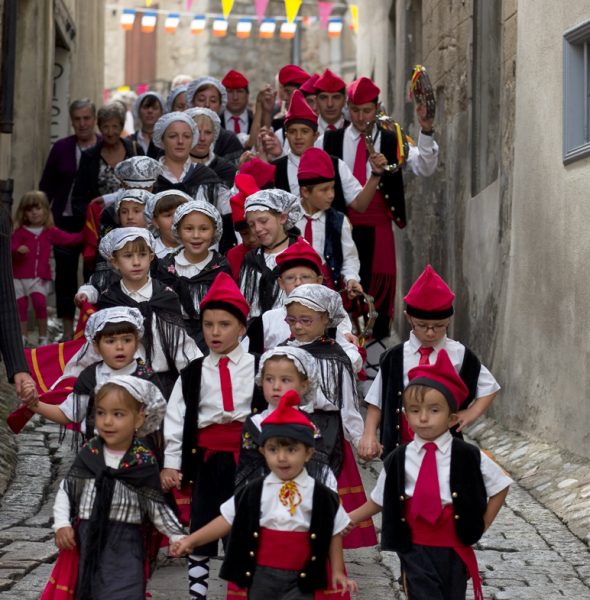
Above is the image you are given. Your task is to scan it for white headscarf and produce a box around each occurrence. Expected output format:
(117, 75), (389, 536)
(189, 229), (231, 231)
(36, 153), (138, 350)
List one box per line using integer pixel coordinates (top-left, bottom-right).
(244, 189), (302, 229)
(284, 284), (348, 327)
(114, 189), (153, 213)
(114, 156), (162, 188)
(186, 76), (227, 110)
(152, 112), (199, 149)
(144, 189), (192, 224)
(172, 200), (223, 245)
(185, 107), (222, 142)
(99, 227), (156, 260)
(84, 307), (144, 343)
(133, 91), (165, 119)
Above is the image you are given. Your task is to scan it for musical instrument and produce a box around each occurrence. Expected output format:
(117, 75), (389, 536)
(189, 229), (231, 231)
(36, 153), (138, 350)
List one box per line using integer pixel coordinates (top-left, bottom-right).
(410, 64), (436, 120)
(363, 112), (409, 173)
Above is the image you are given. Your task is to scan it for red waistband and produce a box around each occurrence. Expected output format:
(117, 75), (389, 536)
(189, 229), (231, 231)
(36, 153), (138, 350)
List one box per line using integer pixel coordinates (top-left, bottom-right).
(197, 422), (243, 462)
(406, 500), (483, 600)
(256, 528), (310, 570)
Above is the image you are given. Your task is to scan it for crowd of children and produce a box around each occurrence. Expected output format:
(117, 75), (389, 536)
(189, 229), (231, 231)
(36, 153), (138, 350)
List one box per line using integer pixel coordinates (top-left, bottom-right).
(13, 64), (512, 600)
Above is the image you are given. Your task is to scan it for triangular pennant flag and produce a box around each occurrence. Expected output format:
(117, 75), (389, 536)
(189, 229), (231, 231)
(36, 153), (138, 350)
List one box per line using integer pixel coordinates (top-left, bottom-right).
(350, 4), (359, 33)
(120, 8), (136, 31)
(186, 0), (194, 10)
(318, 2), (334, 31)
(221, 0), (235, 19)
(146, 0), (153, 6)
(255, 0), (270, 23)
(284, 0), (302, 24)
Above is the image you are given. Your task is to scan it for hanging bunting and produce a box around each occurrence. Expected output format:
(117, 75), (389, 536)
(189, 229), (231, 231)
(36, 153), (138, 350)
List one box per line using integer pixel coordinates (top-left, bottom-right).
(255, 0), (270, 23)
(318, 2), (334, 31)
(328, 17), (343, 38)
(165, 12), (181, 33)
(141, 10), (157, 33)
(284, 0), (302, 24)
(120, 8), (136, 31)
(236, 18), (253, 38)
(145, 0), (153, 6)
(136, 83), (149, 95)
(221, 0), (235, 19)
(349, 4), (358, 32)
(280, 21), (297, 39)
(213, 18), (229, 37)
(191, 15), (206, 34)
(259, 17), (276, 38)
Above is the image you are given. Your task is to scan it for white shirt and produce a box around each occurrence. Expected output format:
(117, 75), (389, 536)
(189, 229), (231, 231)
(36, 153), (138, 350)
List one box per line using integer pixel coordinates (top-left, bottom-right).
(295, 209), (360, 283)
(136, 130), (151, 154)
(154, 237), (182, 258)
(370, 430), (512, 506)
(318, 115), (346, 135)
(159, 156), (193, 184)
(164, 344), (256, 470)
(220, 468), (350, 533)
(364, 332), (501, 410)
(316, 125), (439, 180)
(224, 109), (249, 134)
(174, 249), (214, 278)
(261, 305), (362, 373)
(53, 447), (184, 542)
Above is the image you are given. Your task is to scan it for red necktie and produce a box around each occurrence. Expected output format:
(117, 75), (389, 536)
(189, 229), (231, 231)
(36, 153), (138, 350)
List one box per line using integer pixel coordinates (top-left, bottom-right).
(231, 116), (241, 134)
(327, 124), (337, 131)
(418, 346), (434, 365)
(304, 216), (313, 245)
(411, 442), (443, 524)
(353, 135), (367, 185)
(218, 357), (234, 412)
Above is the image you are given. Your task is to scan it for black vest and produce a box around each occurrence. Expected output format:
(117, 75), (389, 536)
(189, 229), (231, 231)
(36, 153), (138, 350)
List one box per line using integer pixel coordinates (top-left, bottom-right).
(379, 343), (481, 456)
(324, 208), (344, 285)
(179, 355), (266, 481)
(219, 476), (340, 591)
(322, 127), (407, 228)
(381, 438), (488, 552)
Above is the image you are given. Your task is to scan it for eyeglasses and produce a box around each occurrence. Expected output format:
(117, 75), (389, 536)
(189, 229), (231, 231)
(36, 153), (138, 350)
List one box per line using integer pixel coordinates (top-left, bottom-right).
(411, 321), (448, 332)
(281, 274), (318, 284)
(285, 315), (319, 327)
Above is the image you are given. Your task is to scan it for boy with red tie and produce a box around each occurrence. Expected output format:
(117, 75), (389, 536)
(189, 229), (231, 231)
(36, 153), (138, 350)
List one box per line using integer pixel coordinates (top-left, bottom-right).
(314, 68), (349, 134)
(221, 69), (253, 135)
(349, 349), (511, 600)
(359, 265), (500, 460)
(161, 273), (265, 599)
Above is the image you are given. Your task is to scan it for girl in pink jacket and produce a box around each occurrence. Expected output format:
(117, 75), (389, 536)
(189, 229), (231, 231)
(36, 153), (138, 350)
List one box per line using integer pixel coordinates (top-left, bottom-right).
(11, 191), (83, 346)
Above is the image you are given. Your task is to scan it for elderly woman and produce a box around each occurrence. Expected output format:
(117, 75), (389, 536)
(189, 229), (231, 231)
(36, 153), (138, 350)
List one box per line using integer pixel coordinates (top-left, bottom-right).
(127, 91), (165, 159)
(71, 102), (139, 229)
(185, 76), (244, 163)
(185, 107), (236, 187)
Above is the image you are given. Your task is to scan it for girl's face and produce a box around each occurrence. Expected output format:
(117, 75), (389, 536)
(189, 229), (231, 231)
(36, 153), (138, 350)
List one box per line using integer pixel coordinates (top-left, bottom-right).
(118, 201), (146, 227)
(110, 242), (153, 288)
(246, 210), (288, 249)
(177, 212), (215, 263)
(194, 116), (215, 155)
(285, 302), (329, 343)
(163, 121), (194, 161)
(152, 208), (178, 247)
(95, 390), (144, 452)
(261, 358), (309, 408)
(93, 332), (139, 370)
(25, 204), (46, 226)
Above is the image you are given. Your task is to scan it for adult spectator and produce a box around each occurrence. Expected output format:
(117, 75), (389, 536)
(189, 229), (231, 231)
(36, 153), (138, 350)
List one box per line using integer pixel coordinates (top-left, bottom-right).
(221, 70), (253, 140)
(39, 98), (100, 340)
(315, 68), (349, 133)
(128, 91), (165, 159)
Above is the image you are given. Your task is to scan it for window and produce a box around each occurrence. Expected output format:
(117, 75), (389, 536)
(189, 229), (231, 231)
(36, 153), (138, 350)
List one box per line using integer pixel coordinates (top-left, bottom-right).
(563, 20), (590, 164)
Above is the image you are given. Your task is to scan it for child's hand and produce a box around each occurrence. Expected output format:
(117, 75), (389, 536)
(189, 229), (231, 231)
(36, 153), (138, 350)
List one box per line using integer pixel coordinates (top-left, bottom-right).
(341, 521), (356, 536)
(17, 245), (29, 254)
(170, 536), (193, 557)
(368, 153), (388, 176)
(160, 468), (182, 491)
(455, 407), (479, 432)
(331, 571), (359, 596)
(74, 293), (88, 307)
(346, 279), (363, 299)
(357, 433), (382, 461)
(55, 526), (76, 550)
(343, 332), (359, 346)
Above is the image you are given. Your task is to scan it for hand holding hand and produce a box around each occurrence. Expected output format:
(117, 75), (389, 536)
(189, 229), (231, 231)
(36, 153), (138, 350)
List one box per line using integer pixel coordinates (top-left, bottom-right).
(357, 433), (382, 461)
(14, 372), (38, 406)
(160, 468), (183, 492)
(170, 536), (194, 557)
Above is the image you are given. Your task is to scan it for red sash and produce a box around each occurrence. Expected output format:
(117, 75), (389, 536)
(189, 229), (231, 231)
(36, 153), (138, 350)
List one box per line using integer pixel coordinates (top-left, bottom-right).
(257, 528), (311, 570)
(406, 499), (483, 600)
(197, 422), (243, 462)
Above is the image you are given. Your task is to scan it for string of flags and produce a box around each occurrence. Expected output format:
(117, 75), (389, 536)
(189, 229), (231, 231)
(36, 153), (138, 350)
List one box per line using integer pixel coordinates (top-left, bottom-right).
(114, 1), (358, 39)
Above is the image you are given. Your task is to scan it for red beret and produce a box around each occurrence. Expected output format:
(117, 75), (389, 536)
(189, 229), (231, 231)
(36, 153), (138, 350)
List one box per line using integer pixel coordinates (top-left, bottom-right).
(298, 148), (335, 184)
(404, 265), (455, 319)
(239, 158), (276, 189)
(315, 68), (345, 93)
(347, 77), (380, 105)
(278, 64), (310, 86)
(407, 349), (468, 411)
(260, 390), (316, 446)
(200, 272), (249, 323)
(300, 73), (320, 96)
(276, 238), (323, 275)
(285, 90), (318, 128)
(230, 174), (260, 225)
(222, 69), (249, 90)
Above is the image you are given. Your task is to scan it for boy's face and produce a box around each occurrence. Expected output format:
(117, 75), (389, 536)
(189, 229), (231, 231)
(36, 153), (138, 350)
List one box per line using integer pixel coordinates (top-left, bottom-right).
(316, 91), (345, 124)
(152, 208), (178, 246)
(246, 210), (288, 248)
(93, 332), (139, 370)
(404, 388), (457, 442)
(300, 181), (335, 213)
(285, 302), (329, 343)
(348, 101), (379, 134)
(110, 244), (153, 288)
(119, 201), (146, 228)
(236, 225), (259, 250)
(202, 308), (246, 355)
(260, 437), (314, 482)
(285, 123), (318, 156)
(279, 266), (322, 295)
(261, 358), (308, 408)
(405, 312), (450, 347)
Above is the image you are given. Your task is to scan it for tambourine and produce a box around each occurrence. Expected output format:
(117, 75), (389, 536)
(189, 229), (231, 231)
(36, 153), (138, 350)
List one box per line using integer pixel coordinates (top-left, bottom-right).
(364, 112), (409, 173)
(410, 64), (436, 120)
(341, 290), (378, 347)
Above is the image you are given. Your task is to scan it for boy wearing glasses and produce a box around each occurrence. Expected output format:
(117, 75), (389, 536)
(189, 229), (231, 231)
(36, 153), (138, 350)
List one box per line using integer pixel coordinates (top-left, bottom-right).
(358, 265), (500, 460)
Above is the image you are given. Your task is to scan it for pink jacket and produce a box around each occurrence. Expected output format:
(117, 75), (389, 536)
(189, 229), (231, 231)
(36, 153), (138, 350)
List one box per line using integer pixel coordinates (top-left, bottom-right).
(11, 226), (83, 280)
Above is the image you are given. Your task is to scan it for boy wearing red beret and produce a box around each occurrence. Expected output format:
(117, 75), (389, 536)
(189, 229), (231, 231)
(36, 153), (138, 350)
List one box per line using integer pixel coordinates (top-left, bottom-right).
(314, 68), (349, 134)
(359, 265), (500, 460)
(349, 349), (511, 600)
